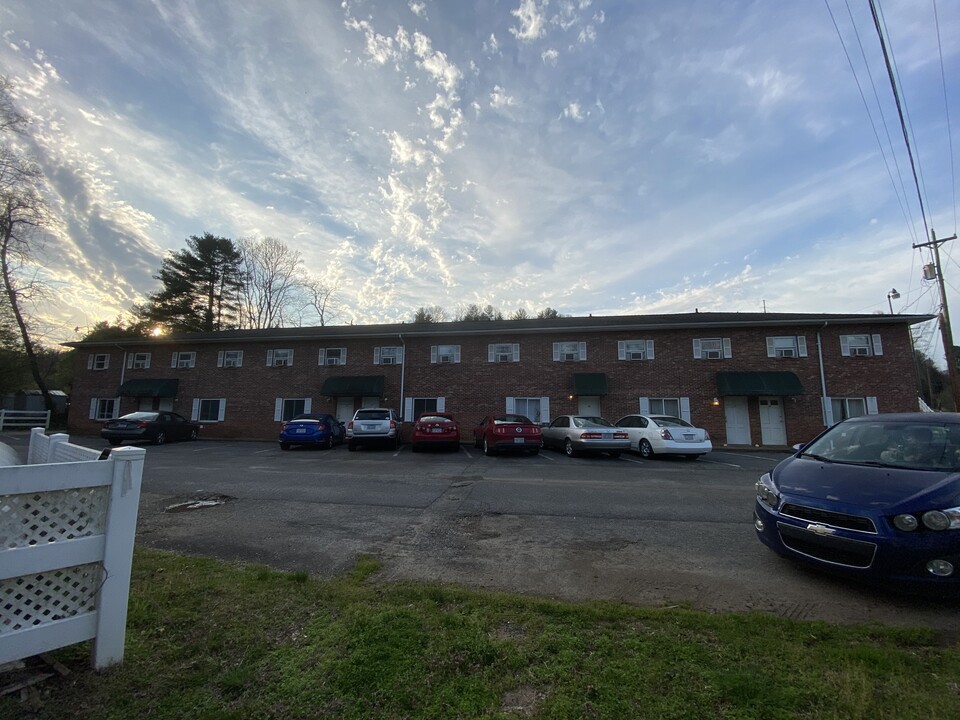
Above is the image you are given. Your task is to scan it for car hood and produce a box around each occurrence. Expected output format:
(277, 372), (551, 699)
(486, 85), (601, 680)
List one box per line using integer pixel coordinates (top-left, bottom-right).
(772, 455), (960, 510)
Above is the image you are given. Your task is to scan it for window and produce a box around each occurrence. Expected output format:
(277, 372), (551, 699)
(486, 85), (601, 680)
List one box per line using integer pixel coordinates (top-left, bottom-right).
(693, 338), (731, 359)
(319, 348), (346, 366)
(267, 349), (294, 367)
(405, 397), (445, 420)
(171, 351), (196, 368)
(552, 341), (586, 362)
(87, 353), (110, 371)
(618, 340), (654, 361)
(431, 345), (461, 364)
(823, 396), (878, 425)
(127, 352), (151, 369)
(193, 398), (226, 423)
(89, 397), (119, 420)
(488, 343), (520, 363)
(375, 346), (403, 365)
(217, 350), (243, 368)
(275, 397), (311, 422)
(640, 396), (692, 423)
(841, 334), (883, 357)
(766, 336), (807, 358)
(509, 396), (550, 424)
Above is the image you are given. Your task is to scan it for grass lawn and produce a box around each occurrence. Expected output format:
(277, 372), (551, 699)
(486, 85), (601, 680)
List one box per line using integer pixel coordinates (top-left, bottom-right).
(3, 548), (960, 719)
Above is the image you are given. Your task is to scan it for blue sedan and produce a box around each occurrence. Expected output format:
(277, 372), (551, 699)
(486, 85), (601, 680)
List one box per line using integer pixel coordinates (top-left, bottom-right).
(279, 413), (345, 450)
(754, 412), (960, 592)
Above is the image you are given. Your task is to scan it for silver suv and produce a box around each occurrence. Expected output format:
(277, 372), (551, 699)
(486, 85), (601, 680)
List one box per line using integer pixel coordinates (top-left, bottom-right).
(346, 408), (400, 451)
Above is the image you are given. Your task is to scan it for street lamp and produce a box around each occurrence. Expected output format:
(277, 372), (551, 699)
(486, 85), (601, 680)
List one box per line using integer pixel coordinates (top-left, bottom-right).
(887, 288), (900, 314)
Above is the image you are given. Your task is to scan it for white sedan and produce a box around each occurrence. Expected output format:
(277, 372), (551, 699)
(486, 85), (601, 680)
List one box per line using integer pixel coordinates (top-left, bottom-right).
(614, 414), (712, 460)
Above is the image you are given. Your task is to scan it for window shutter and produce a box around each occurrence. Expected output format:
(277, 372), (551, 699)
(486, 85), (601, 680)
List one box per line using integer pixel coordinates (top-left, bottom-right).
(692, 339), (701, 359)
(506, 397), (515, 413)
(374, 347), (381, 364)
(454, 346), (461, 363)
(267, 349), (274, 366)
(304, 398), (313, 413)
(404, 397), (413, 421)
(872, 334), (883, 356)
(171, 352), (179, 368)
(540, 396), (550, 423)
(866, 396), (879, 414)
(798, 336), (808, 357)
(318, 349), (325, 365)
(89, 399), (97, 419)
(274, 399), (283, 422)
(288, 350), (294, 365)
(639, 397), (651, 415)
(488, 344), (495, 362)
(578, 341), (586, 361)
(513, 344), (520, 362)
(87, 354), (94, 369)
(618, 341), (626, 360)
(840, 336), (850, 356)
(822, 397), (834, 426)
(766, 338), (775, 358)
(217, 399), (226, 422)
(431, 346), (438, 363)
(191, 399), (200, 421)
(217, 351), (224, 367)
(340, 349), (347, 364)
(679, 397), (691, 423)
(144, 354), (151, 369)
(722, 338), (732, 358)
(437, 396), (445, 412)
(397, 347), (404, 364)
(126, 354), (134, 369)
(112, 398), (120, 418)
(236, 352), (243, 368)
(552, 343), (560, 361)
(646, 340), (655, 360)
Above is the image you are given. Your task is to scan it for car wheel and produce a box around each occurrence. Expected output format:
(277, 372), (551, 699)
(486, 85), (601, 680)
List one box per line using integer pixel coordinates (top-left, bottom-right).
(280, 442), (291, 451)
(391, 437), (400, 451)
(474, 435), (481, 449)
(348, 442), (356, 451)
(325, 436), (334, 450)
(564, 438), (577, 457)
(189, 429), (199, 441)
(608, 451), (621, 459)
(639, 439), (654, 459)
(484, 438), (494, 456)
(154, 432), (166, 446)
(683, 454), (700, 461)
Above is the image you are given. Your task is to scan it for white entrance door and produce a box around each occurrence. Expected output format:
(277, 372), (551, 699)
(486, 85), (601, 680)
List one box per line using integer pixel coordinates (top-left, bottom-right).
(578, 396), (600, 416)
(724, 397), (751, 445)
(759, 397), (787, 446)
(336, 398), (354, 423)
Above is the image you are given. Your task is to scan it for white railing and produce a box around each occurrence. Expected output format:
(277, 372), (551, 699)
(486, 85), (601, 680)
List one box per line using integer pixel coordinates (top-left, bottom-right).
(918, 397), (935, 413)
(0, 428), (145, 669)
(0, 409), (51, 431)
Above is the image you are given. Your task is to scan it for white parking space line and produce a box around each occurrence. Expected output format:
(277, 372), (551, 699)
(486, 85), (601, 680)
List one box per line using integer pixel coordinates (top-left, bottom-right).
(619, 456), (644, 465)
(700, 458), (742, 468)
(461, 447), (474, 458)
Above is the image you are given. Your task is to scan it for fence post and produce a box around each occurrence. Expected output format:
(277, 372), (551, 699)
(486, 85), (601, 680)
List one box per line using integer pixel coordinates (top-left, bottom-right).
(90, 445), (146, 669)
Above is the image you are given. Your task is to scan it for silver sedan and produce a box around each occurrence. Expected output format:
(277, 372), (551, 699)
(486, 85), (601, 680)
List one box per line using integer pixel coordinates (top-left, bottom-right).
(541, 415), (630, 458)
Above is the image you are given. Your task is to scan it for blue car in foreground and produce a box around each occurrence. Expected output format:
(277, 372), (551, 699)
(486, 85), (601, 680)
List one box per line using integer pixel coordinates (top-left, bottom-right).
(279, 413), (345, 450)
(754, 412), (960, 593)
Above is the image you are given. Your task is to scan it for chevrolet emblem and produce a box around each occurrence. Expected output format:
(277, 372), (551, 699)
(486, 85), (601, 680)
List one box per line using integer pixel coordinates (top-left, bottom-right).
(806, 523), (836, 536)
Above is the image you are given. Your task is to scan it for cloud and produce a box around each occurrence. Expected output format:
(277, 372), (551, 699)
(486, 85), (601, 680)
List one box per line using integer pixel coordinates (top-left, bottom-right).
(510, 0), (547, 42)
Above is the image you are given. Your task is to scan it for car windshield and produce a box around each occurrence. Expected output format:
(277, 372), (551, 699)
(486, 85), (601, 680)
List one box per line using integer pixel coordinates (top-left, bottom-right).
(356, 411), (390, 420)
(651, 416), (694, 428)
(119, 412), (157, 421)
(495, 415), (533, 424)
(802, 420), (960, 471)
(572, 416), (613, 428)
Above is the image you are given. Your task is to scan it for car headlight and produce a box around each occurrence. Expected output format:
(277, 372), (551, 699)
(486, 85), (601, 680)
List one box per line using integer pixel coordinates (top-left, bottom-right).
(755, 474), (780, 509)
(922, 508), (960, 531)
(893, 514), (919, 532)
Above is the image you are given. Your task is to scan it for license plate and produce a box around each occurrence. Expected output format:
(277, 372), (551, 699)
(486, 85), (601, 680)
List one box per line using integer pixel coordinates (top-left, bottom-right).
(295, 429), (307, 434)
(683, 434), (695, 440)
(364, 424), (378, 431)
(431, 428), (443, 433)
(602, 433), (611, 439)
(514, 437), (525, 444)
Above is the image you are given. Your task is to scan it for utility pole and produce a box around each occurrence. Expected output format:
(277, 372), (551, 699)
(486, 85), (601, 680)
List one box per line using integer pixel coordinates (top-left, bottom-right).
(913, 229), (960, 411)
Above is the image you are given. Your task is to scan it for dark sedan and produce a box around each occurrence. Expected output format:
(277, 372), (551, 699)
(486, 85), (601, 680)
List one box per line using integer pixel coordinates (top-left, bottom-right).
(473, 413), (542, 455)
(101, 411), (200, 446)
(279, 413), (345, 450)
(755, 412), (960, 592)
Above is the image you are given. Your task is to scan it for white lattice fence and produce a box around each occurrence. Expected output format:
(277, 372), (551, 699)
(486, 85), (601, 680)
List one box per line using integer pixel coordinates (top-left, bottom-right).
(1, 429), (145, 669)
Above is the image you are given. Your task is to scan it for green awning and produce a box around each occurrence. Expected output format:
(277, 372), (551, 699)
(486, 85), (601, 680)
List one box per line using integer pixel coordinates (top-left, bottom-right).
(117, 379), (179, 398)
(716, 371), (804, 397)
(320, 375), (385, 397)
(572, 373), (608, 396)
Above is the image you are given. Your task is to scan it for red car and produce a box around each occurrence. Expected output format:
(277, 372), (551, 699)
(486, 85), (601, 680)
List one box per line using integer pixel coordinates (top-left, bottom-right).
(410, 412), (461, 452)
(473, 414), (542, 456)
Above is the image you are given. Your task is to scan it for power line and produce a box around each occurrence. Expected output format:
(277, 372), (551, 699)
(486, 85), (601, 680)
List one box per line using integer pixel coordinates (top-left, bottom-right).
(933, 0), (958, 233)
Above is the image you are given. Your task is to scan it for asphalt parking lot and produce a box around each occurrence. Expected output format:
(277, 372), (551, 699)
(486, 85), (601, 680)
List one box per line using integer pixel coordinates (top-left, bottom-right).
(3, 432), (959, 632)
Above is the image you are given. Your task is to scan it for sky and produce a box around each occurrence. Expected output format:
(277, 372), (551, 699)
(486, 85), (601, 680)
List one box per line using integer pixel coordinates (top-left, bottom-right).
(1, 0), (958, 360)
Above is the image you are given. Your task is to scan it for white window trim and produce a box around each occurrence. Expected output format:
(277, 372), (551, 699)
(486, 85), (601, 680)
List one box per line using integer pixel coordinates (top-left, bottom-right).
(88, 397), (120, 420)
(217, 350), (243, 368)
(319, 347), (347, 366)
(192, 398), (227, 423)
(488, 343), (520, 362)
(766, 336), (807, 358)
(267, 349), (294, 367)
(127, 352), (151, 369)
(87, 353), (110, 371)
(171, 351), (197, 368)
(840, 334), (883, 357)
(639, 396), (690, 423)
(374, 346), (404, 365)
(693, 338), (732, 359)
(552, 341), (586, 362)
(431, 345), (461, 364)
(274, 397), (313, 422)
(618, 340), (655, 361)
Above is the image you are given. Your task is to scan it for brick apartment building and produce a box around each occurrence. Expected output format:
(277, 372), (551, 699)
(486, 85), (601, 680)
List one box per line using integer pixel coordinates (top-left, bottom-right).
(66, 311), (932, 447)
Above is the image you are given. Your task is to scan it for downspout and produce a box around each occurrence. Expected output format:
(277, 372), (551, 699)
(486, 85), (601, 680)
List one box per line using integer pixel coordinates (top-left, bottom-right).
(398, 333), (406, 421)
(816, 323), (829, 427)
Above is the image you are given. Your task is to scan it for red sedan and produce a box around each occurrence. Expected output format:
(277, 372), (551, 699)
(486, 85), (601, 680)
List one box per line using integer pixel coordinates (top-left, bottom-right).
(410, 412), (461, 452)
(473, 414), (542, 456)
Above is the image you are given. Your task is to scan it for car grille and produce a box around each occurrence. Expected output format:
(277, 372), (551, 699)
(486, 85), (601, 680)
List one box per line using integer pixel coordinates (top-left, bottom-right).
(777, 522), (877, 569)
(779, 503), (877, 534)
